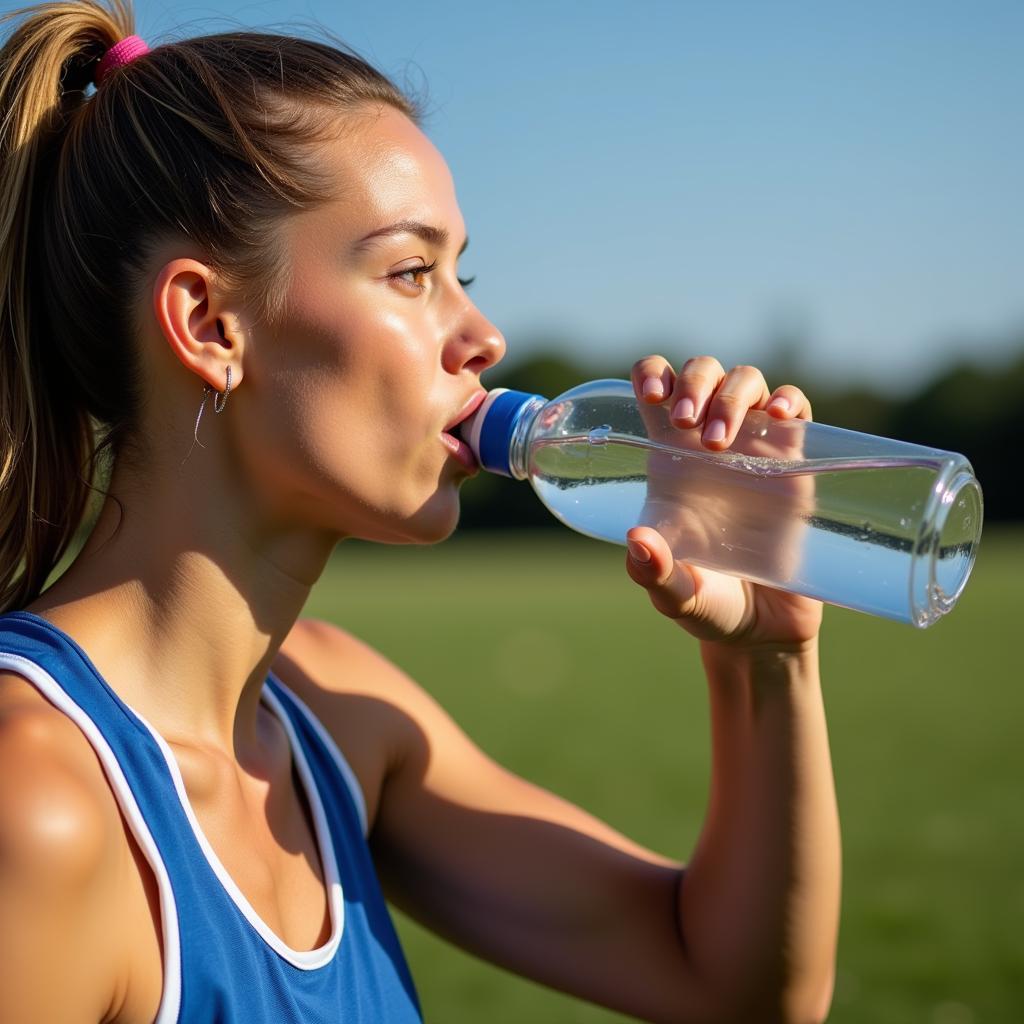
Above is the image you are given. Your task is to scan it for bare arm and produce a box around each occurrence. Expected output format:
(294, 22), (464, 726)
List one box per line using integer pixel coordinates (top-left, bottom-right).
(291, 624), (838, 1024)
(679, 641), (839, 1022)
(0, 676), (129, 1024)
(290, 357), (840, 1023)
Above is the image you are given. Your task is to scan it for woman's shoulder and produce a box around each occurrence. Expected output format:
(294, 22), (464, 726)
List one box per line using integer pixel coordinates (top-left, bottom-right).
(0, 672), (133, 1018)
(0, 671), (119, 874)
(276, 616), (437, 711)
(273, 618), (448, 831)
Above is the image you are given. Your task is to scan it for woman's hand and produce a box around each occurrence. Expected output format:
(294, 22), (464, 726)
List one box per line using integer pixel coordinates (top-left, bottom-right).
(624, 355), (824, 651)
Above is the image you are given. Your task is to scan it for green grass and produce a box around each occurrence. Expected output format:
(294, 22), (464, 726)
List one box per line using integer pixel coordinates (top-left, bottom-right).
(303, 525), (1023, 1023)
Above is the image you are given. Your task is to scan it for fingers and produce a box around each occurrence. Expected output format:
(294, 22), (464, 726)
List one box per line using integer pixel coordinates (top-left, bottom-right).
(684, 364), (770, 450)
(666, 355), (725, 429)
(631, 354), (814, 448)
(631, 355), (684, 443)
(631, 355), (676, 404)
(766, 384), (814, 422)
(624, 526), (698, 620)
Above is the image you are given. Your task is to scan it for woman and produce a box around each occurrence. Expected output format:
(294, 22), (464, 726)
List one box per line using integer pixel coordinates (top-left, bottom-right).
(0, 1), (840, 1021)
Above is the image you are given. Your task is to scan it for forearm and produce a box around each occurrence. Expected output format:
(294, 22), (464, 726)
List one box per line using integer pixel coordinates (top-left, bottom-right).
(678, 640), (840, 1023)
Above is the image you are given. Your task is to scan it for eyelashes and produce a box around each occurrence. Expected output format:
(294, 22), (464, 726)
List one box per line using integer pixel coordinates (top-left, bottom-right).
(391, 261), (475, 292)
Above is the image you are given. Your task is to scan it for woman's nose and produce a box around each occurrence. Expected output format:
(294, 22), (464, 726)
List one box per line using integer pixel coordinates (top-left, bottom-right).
(442, 305), (506, 375)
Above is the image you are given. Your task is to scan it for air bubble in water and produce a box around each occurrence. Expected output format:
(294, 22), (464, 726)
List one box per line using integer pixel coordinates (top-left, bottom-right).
(588, 425), (612, 446)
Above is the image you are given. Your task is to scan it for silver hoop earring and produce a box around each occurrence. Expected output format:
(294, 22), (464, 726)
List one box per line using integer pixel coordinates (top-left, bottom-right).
(180, 368), (233, 469)
(214, 365), (231, 414)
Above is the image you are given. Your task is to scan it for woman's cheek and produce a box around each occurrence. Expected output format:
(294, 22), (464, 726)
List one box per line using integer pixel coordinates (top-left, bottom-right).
(316, 401), (433, 517)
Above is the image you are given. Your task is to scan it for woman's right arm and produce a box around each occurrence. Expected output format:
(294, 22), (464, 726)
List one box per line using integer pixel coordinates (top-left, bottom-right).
(0, 674), (129, 1024)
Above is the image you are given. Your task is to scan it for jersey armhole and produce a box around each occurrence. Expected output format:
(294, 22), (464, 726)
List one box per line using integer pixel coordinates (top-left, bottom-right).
(0, 652), (183, 1024)
(265, 673), (370, 838)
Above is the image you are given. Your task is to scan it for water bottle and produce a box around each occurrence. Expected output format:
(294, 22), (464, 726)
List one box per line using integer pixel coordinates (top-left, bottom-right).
(458, 379), (983, 627)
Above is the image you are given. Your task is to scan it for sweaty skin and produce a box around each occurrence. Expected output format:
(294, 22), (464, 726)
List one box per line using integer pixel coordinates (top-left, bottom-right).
(0, 104), (839, 1024)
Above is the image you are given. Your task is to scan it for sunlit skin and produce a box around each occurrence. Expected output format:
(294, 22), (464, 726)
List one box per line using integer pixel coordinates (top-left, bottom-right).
(224, 108), (502, 547)
(9, 106), (502, 743)
(0, 103), (840, 1023)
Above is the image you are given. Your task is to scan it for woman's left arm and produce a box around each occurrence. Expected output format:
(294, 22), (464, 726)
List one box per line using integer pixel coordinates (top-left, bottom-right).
(621, 356), (841, 1023)
(674, 638), (839, 1024)
(292, 358), (840, 1024)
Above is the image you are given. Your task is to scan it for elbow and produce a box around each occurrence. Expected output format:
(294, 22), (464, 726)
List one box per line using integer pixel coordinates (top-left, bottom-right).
(706, 970), (836, 1024)
(773, 970), (838, 1024)
(653, 972), (835, 1024)
(799, 967), (836, 1024)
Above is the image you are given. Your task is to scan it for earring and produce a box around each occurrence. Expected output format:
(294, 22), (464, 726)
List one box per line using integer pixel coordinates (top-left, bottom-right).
(182, 368), (232, 466)
(214, 365), (231, 414)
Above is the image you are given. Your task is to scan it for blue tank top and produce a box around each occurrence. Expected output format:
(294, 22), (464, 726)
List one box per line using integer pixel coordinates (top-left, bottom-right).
(0, 610), (422, 1024)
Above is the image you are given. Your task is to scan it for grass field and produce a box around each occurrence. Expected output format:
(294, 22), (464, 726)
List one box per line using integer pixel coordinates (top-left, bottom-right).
(303, 525), (1023, 1024)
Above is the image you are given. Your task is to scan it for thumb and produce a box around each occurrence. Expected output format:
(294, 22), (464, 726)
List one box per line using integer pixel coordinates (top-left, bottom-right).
(625, 526), (698, 621)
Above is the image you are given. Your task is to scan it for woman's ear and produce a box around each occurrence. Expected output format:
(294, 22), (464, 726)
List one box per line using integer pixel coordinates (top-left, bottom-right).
(152, 258), (245, 391)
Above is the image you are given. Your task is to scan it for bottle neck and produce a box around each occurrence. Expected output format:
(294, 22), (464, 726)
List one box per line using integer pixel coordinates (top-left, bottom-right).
(506, 396), (547, 480)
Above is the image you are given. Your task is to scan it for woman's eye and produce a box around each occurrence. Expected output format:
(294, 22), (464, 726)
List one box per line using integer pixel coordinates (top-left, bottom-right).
(388, 262), (475, 293)
(392, 261), (437, 290)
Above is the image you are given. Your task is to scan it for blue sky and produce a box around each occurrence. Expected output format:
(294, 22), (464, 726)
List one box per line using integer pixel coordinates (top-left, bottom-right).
(126, 2), (1022, 392)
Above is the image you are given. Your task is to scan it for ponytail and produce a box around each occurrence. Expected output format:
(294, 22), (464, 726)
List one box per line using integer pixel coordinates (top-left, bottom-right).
(0, 1), (415, 613)
(0, 0), (130, 613)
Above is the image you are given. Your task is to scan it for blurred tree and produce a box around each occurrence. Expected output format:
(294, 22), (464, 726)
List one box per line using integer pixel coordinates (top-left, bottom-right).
(759, 307), (817, 396)
(810, 387), (895, 438)
(888, 351), (1023, 525)
(482, 350), (617, 397)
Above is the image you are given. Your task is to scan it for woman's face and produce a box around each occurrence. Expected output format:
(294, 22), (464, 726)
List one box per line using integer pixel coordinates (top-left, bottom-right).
(238, 105), (505, 545)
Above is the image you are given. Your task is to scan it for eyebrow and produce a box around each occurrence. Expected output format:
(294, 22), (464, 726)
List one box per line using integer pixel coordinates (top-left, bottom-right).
(355, 220), (469, 256)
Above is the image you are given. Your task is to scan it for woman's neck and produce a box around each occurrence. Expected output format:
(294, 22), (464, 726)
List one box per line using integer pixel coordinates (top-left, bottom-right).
(26, 463), (337, 757)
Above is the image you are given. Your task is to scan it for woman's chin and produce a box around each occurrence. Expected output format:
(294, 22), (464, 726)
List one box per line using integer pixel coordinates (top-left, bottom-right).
(406, 496), (462, 544)
(354, 490), (462, 546)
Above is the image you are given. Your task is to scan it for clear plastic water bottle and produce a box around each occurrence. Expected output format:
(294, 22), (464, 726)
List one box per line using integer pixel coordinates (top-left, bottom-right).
(459, 379), (983, 627)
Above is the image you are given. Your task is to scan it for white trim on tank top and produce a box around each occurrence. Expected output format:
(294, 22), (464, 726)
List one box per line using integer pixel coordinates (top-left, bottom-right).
(0, 651), (183, 1024)
(266, 672), (369, 838)
(131, 683), (346, 969)
(0, 636), (346, 974)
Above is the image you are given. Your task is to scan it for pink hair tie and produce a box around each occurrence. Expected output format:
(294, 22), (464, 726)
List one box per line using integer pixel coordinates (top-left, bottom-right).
(94, 34), (149, 87)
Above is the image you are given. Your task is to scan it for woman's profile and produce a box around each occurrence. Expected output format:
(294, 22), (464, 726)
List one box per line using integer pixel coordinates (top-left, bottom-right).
(0, 2), (840, 1021)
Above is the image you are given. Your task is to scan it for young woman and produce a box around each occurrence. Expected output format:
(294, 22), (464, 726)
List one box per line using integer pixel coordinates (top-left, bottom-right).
(0, 2), (840, 1021)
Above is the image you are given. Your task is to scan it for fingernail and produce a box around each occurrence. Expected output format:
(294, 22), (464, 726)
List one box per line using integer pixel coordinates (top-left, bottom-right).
(642, 377), (664, 400)
(672, 397), (695, 421)
(703, 418), (726, 443)
(767, 397), (790, 414)
(627, 539), (651, 563)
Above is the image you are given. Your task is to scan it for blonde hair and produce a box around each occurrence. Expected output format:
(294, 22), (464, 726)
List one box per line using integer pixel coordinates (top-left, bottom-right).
(0, 0), (416, 612)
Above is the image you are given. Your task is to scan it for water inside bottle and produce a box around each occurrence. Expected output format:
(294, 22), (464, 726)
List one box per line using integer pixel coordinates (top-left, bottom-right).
(529, 435), (980, 625)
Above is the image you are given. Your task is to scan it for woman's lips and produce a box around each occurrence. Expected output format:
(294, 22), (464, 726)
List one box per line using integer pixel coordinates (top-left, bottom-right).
(440, 430), (479, 473)
(440, 390), (486, 474)
(444, 390), (487, 434)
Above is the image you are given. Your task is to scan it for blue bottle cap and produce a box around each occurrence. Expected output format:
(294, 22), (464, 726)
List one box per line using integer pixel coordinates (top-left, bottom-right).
(461, 388), (545, 477)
